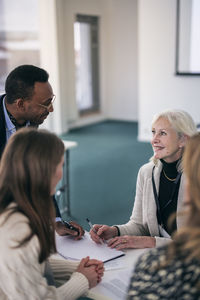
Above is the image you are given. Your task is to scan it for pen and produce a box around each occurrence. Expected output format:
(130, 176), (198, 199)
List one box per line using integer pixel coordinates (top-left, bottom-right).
(62, 220), (80, 234)
(86, 218), (104, 244)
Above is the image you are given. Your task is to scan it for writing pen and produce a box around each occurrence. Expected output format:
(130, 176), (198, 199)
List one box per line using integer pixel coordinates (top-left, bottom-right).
(86, 218), (104, 244)
(62, 220), (80, 234)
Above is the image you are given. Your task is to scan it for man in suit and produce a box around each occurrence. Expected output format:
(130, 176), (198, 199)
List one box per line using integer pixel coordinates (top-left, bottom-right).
(0, 64), (84, 238)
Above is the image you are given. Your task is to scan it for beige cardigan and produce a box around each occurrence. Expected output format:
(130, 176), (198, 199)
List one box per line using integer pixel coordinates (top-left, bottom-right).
(117, 160), (185, 247)
(0, 205), (89, 300)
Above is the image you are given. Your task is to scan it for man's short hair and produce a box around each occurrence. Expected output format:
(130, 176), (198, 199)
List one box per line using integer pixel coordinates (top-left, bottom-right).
(5, 65), (49, 104)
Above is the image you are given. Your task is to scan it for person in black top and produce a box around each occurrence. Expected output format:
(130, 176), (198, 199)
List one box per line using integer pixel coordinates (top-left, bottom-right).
(157, 158), (181, 235)
(128, 133), (200, 299)
(90, 109), (197, 249)
(0, 65), (84, 238)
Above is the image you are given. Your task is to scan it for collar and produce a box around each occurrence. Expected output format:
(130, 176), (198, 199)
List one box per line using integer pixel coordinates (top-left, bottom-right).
(6, 109), (26, 129)
(3, 97), (30, 131)
(3, 96), (15, 132)
(160, 158), (180, 177)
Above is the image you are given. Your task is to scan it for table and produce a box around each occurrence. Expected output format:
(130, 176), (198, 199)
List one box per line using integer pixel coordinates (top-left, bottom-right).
(54, 232), (151, 300)
(56, 140), (78, 217)
(87, 248), (150, 300)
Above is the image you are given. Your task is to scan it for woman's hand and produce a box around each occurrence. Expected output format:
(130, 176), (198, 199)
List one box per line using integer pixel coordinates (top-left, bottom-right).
(89, 224), (118, 243)
(55, 221), (85, 240)
(108, 235), (156, 250)
(85, 259), (104, 283)
(69, 221), (85, 240)
(77, 257), (104, 288)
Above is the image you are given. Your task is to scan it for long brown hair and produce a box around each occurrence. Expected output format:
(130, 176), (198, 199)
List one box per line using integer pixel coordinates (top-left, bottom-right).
(0, 128), (64, 263)
(168, 133), (200, 262)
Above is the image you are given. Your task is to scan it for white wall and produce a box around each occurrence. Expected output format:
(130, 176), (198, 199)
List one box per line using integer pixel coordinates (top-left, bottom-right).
(57, 0), (107, 130)
(39, 0), (138, 134)
(105, 0), (138, 121)
(60, 0), (138, 128)
(39, 0), (63, 134)
(138, 0), (200, 141)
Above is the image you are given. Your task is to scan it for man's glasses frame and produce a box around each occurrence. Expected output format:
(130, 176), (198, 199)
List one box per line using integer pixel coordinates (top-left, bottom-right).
(37, 95), (56, 111)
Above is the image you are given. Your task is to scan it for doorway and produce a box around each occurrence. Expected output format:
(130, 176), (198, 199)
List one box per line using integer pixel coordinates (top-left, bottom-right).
(74, 14), (100, 115)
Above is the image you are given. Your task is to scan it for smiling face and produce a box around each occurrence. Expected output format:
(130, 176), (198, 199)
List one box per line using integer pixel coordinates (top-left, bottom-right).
(151, 117), (186, 163)
(23, 81), (54, 125)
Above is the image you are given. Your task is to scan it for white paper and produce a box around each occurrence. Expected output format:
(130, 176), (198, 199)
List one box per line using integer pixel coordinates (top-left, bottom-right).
(89, 248), (150, 300)
(56, 231), (125, 263)
(104, 258), (126, 271)
(90, 268), (133, 300)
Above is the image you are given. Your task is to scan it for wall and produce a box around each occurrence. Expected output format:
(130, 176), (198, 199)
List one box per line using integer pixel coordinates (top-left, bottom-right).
(105, 0), (138, 121)
(138, 0), (200, 141)
(39, 0), (138, 134)
(39, 0), (62, 133)
(57, 0), (107, 131)
(60, 0), (138, 128)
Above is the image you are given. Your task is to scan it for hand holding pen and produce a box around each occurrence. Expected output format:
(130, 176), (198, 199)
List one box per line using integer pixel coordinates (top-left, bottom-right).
(86, 218), (116, 244)
(55, 220), (85, 239)
(55, 186), (85, 239)
(64, 220), (85, 240)
(88, 221), (118, 244)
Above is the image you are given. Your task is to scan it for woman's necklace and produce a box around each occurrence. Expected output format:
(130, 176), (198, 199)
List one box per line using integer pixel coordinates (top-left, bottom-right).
(163, 169), (176, 182)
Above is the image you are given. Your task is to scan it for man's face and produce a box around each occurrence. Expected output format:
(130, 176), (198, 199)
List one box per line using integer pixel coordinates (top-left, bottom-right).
(23, 81), (54, 125)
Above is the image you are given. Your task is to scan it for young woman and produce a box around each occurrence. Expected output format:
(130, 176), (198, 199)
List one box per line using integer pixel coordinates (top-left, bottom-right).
(127, 133), (200, 299)
(90, 110), (197, 248)
(0, 128), (104, 299)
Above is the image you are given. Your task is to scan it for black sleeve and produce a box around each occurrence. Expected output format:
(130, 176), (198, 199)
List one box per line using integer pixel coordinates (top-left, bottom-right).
(0, 94), (7, 159)
(53, 195), (61, 218)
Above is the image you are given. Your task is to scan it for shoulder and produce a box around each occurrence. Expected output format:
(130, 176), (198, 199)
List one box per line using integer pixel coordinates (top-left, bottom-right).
(139, 160), (162, 178)
(0, 206), (41, 270)
(140, 161), (154, 171)
(138, 161), (157, 178)
(0, 94), (5, 101)
(129, 248), (200, 299)
(0, 94), (5, 108)
(135, 246), (167, 271)
(0, 205), (33, 248)
(0, 94), (6, 124)
(133, 246), (200, 283)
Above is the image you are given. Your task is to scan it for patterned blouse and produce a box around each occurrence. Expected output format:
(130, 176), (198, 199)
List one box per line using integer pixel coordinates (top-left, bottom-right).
(127, 246), (200, 299)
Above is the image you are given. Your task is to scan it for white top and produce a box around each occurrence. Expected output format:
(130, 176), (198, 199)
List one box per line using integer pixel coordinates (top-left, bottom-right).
(0, 204), (89, 300)
(116, 160), (185, 247)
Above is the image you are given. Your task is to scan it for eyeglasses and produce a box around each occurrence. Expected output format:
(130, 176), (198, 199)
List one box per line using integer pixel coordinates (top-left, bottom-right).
(37, 95), (56, 111)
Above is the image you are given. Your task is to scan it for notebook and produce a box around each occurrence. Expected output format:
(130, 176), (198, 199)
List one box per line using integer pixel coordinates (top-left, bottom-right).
(56, 231), (125, 263)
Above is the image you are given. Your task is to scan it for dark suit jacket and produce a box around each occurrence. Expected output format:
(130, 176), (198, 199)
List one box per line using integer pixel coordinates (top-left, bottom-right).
(0, 94), (7, 158)
(0, 94), (39, 158)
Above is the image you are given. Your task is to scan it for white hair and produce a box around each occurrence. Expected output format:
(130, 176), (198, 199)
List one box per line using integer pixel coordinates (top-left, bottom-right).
(152, 109), (197, 137)
(151, 109), (197, 167)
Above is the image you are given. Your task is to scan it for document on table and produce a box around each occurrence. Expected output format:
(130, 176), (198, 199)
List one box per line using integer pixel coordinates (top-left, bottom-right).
(89, 248), (149, 300)
(89, 268), (133, 300)
(56, 231), (125, 263)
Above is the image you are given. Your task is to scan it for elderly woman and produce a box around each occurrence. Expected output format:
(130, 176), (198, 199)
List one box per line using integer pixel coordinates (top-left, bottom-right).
(127, 133), (200, 299)
(90, 110), (197, 248)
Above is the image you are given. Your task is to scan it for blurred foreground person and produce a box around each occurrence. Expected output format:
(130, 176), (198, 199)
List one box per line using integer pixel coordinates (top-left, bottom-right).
(127, 133), (200, 299)
(0, 128), (103, 299)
